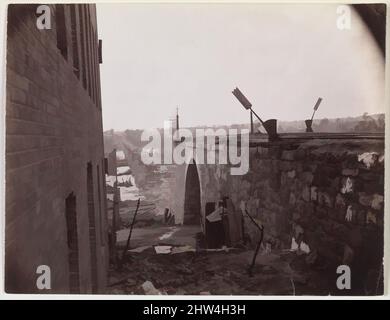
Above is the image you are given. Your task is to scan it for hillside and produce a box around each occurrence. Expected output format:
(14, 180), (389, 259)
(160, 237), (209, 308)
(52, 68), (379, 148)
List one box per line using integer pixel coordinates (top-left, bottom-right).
(104, 113), (385, 154)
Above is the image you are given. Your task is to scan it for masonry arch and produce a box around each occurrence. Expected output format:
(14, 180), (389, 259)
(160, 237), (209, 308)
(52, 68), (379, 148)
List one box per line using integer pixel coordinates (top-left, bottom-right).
(183, 159), (201, 225)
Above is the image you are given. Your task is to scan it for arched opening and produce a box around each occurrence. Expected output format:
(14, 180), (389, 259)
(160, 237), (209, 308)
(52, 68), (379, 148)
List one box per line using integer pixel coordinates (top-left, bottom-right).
(65, 192), (80, 293)
(183, 160), (201, 225)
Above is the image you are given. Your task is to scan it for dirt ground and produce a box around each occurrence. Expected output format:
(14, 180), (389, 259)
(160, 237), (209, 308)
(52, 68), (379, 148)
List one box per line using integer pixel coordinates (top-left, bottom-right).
(107, 225), (333, 295)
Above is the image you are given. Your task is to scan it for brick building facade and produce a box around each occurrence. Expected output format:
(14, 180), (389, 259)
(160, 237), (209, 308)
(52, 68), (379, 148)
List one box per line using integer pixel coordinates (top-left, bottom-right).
(5, 4), (108, 293)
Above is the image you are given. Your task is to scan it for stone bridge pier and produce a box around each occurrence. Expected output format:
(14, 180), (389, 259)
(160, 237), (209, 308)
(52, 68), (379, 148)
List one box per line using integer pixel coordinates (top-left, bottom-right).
(169, 134), (384, 289)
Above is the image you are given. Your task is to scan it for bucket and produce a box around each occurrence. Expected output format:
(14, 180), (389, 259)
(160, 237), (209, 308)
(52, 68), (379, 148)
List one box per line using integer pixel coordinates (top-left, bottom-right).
(305, 119), (313, 132)
(263, 119), (279, 141)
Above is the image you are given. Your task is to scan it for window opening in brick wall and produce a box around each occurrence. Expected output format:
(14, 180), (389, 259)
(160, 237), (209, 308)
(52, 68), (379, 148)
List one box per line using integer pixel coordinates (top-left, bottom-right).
(70, 5), (80, 78)
(55, 5), (68, 60)
(65, 192), (80, 293)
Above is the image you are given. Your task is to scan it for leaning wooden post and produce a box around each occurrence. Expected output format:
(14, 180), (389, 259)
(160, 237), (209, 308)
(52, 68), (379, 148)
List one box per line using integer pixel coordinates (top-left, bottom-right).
(112, 179), (119, 266)
(121, 198), (141, 264)
(244, 209), (264, 276)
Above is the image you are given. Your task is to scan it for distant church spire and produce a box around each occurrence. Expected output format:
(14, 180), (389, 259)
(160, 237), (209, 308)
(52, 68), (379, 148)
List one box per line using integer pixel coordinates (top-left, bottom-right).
(176, 107), (179, 131)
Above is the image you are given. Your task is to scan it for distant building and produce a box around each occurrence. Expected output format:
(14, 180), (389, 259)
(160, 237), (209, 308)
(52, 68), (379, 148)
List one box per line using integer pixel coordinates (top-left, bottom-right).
(5, 4), (108, 293)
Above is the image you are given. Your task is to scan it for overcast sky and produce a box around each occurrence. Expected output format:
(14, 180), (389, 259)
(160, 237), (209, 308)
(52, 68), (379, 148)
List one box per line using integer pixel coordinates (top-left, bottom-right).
(96, 3), (385, 131)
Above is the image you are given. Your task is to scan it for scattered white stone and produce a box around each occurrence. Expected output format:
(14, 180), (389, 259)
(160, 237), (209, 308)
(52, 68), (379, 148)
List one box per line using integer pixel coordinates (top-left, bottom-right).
(154, 246), (172, 254)
(290, 237), (299, 251)
(200, 291), (211, 295)
(287, 170), (296, 179)
(300, 242), (310, 254)
(119, 186), (144, 201)
(171, 245), (195, 254)
(106, 175), (116, 187)
(128, 246), (151, 253)
(159, 227), (178, 240)
(371, 194), (384, 210)
(141, 281), (162, 295)
(117, 174), (133, 185)
(206, 207), (223, 222)
(341, 177), (353, 194)
(345, 205), (353, 222)
(117, 165), (131, 175)
(116, 150), (126, 161)
(358, 152), (378, 169)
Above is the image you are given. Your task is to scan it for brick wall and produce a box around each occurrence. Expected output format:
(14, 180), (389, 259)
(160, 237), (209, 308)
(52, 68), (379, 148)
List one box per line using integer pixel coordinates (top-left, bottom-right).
(5, 4), (108, 293)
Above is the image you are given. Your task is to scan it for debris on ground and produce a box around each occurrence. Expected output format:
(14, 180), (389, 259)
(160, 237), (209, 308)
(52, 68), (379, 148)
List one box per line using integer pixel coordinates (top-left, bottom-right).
(107, 246), (332, 295)
(141, 281), (164, 295)
(171, 245), (195, 254)
(128, 245), (150, 253)
(154, 245), (172, 254)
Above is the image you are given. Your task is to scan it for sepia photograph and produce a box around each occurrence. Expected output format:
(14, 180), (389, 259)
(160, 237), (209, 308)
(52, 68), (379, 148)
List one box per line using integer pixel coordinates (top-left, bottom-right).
(1, 1), (387, 298)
